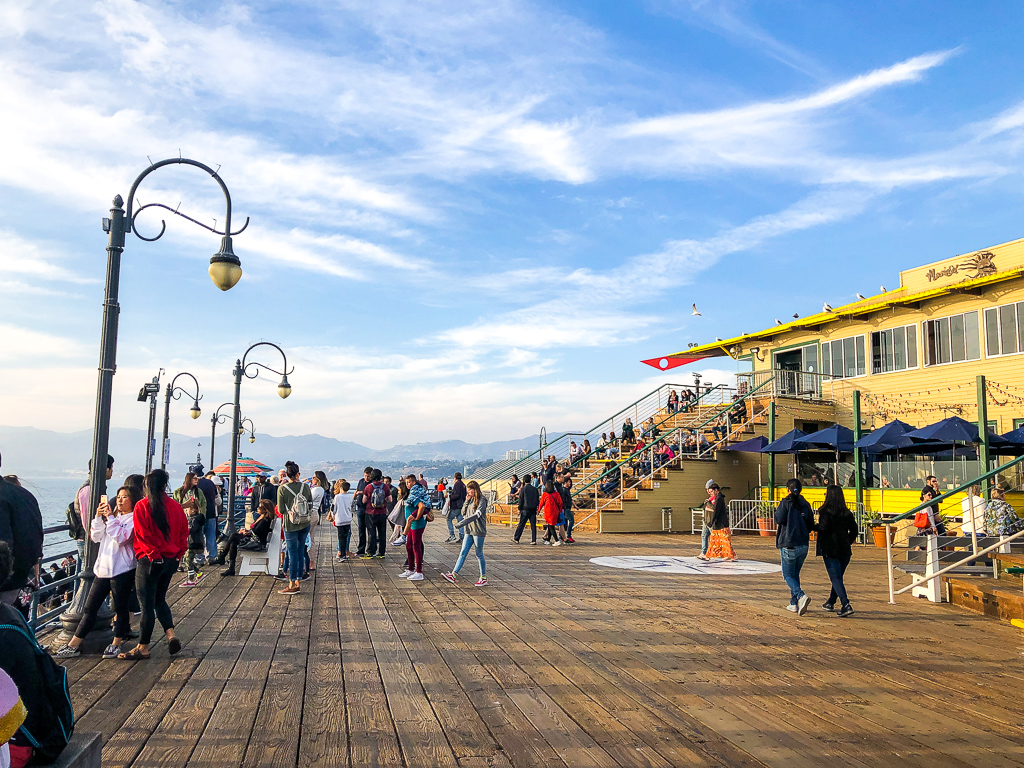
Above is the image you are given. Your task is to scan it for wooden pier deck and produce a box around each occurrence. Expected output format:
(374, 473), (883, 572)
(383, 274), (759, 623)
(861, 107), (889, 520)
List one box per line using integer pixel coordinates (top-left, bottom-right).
(56, 527), (1024, 768)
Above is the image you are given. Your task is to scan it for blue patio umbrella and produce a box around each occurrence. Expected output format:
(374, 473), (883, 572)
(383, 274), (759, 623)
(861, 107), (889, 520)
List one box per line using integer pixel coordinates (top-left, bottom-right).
(724, 435), (768, 452)
(989, 427), (1024, 456)
(761, 428), (807, 454)
(904, 416), (982, 444)
(853, 419), (914, 454)
(792, 424), (856, 453)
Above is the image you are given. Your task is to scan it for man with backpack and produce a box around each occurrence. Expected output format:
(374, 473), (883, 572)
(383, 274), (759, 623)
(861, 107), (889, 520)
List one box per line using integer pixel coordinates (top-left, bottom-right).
(513, 472), (540, 544)
(0, 454), (43, 609)
(69, 455), (114, 572)
(361, 470), (391, 559)
(0, 542), (75, 765)
(352, 466), (373, 557)
(445, 472), (467, 544)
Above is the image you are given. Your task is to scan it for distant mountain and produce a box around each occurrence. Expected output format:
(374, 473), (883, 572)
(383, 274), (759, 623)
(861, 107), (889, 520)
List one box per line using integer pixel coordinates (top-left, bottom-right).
(0, 426), (550, 478)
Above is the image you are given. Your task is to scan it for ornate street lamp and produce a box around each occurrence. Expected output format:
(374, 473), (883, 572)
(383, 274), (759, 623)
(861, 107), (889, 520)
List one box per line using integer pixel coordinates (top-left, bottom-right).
(227, 342), (293, 529)
(160, 372), (202, 471)
(64, 157), (247, 635)
(239, 417), (257, 444)
(209, 402), (235, 471)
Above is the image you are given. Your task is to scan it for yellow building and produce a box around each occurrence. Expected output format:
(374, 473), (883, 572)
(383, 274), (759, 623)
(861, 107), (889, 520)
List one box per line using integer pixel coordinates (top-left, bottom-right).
(662, 236), (1024, 435)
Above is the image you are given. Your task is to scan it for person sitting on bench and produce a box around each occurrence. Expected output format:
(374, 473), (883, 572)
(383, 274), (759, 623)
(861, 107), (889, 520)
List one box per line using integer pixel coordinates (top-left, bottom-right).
(218, 500), (275, 576)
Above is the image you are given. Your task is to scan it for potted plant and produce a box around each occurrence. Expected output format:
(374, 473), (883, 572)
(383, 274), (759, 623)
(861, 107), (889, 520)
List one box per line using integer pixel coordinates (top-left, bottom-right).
(863, 510), (891, 548)
(755, 501), (775, 537)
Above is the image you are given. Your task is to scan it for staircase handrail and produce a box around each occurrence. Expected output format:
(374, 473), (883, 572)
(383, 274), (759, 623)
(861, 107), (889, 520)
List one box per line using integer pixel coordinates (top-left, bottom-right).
(570, 376), (775, 500)
(476, 381), (719, 487)
(873, 453), (1024, 525)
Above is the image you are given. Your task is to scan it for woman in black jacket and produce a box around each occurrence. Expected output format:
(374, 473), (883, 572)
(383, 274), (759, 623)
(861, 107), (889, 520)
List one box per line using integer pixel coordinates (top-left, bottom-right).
(815, 485), (859, 617)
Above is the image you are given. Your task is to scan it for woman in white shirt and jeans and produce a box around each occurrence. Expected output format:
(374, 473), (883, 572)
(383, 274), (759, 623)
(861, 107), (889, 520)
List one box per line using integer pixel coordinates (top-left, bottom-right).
(55, 485), (141, 659)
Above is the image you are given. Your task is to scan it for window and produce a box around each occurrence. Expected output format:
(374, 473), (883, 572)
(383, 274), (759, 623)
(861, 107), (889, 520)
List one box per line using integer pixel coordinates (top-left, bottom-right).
(923, 311), (980, 366)
(984, 302), (1024, 357)
(871, 325), (918, 374)
(1015, 418), (1024, 430)
(821, 335), (866, 378)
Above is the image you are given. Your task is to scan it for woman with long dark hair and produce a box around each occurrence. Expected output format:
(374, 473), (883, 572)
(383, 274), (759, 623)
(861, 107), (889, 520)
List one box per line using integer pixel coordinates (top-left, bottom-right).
(53, 484), (142, 658)
(277, 461), (313, 595)
(815, 484), (859, 617)
(538, 480), (564, 546)
(118, 469), (187, 659)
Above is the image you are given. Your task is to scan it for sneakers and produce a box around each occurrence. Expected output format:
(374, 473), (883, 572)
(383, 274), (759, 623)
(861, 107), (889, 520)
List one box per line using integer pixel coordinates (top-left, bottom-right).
(399, 569), (414, 578)
(786, 604), (798, 613)
(797, 595), (810, 616)
(566, 537), (575, 544)
(542, 539), (551, 545)
(53, 644), (80, 658)
(511, 537), (519, 544)
(531, 540), (537, 545)
(374, 554), (386, 559)
(102, 644), (121, 659)
(822, 602), (835, 612)
(407, 572), (424, 582)
(392, 536), (406, 546)
(180, 577), (199, 588)
(274, 571), (288, 580)
(475, 578), (488, 587)
(444, 536), (456, 543)
(442, 572), (457, 585)
(360, 555), (374, 560)
(837, 605), (855, 618)
(552, 541), (562, 547)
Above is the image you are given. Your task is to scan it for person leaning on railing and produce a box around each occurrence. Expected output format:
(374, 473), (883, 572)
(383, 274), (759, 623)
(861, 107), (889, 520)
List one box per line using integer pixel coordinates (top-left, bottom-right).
(0, 452), (42, 611)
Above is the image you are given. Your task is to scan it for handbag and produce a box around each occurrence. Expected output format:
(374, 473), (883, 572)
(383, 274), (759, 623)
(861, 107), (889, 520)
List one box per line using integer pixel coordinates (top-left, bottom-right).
(913, 510), (931, 528)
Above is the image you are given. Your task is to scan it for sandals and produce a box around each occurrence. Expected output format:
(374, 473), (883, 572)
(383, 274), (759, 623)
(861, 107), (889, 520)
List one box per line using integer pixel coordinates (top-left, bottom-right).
(117, 646), (150, 660)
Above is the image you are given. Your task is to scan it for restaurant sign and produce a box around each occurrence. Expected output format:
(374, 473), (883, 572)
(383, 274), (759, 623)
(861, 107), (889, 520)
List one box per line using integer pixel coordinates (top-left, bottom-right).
(926, 251), (997, 283)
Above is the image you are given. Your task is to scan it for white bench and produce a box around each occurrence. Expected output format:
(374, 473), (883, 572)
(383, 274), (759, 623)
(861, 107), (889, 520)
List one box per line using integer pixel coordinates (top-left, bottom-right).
(238, 518), (282, 576)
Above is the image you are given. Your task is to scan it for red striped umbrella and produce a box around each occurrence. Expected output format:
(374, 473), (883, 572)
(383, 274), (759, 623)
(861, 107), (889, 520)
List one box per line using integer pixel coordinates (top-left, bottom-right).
(212, 457), (274, 476)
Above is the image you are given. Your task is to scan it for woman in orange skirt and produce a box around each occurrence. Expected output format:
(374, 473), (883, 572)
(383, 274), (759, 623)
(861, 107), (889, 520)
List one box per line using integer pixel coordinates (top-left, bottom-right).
(705, 483), (737, 561)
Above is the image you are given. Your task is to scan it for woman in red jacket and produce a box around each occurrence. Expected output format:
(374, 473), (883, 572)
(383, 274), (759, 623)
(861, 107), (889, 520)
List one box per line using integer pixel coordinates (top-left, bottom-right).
(118, 469), (188, 660)
(538, 481), (564, 547)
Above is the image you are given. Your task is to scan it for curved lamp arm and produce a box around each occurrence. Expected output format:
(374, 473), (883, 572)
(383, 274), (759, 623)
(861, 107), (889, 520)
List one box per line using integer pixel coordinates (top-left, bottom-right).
(124, 157), (247, 291)
(241, 341), (294, 398)
(168, 371), (203, 419)
(212, 401), (235, 425)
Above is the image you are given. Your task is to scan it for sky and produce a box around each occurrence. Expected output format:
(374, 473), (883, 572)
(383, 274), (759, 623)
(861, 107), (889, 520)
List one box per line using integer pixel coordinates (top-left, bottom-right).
(3, 0), (1024, 448)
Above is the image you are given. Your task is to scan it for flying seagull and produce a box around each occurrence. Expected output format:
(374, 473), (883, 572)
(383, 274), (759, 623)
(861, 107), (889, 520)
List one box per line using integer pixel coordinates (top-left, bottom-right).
(823, 302), (833, 312)
(691, 303), (701, 316)
(856, 293), (865, 299)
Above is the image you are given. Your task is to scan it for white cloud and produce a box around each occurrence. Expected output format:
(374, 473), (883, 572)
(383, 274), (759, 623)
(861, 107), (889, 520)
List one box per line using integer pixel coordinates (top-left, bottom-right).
(0, 324), (88, 363)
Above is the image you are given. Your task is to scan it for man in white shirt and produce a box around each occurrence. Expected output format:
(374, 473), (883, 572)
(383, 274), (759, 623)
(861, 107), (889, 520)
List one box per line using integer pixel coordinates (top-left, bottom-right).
(960, 484), (987, 538)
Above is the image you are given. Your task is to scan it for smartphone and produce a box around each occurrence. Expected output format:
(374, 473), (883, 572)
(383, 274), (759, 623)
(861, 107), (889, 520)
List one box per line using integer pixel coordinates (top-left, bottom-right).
(100, 494), (109, 507)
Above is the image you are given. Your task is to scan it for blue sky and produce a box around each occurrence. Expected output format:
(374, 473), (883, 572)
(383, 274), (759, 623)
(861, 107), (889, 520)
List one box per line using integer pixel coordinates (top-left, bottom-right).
(3, 1), (1024, 447)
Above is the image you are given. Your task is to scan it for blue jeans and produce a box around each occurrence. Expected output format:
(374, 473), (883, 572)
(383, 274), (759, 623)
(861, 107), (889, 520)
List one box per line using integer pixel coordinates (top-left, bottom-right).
(205, 518), (218, 560)
(701, 524), (711, 556)
(284, 526), (310, 581)
(447, 508), (464, 540)
(453, 534), (485, 576)
(780, 545), (809, 604)
(823, 555), (851, 609)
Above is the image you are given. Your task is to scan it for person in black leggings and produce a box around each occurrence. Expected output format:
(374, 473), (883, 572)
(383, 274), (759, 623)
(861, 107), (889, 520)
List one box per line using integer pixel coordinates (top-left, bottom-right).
(218, 500), (274, 576)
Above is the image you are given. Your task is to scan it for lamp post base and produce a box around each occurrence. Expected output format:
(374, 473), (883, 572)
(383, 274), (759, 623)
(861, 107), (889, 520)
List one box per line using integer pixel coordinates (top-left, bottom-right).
(55, 574), (116, 646)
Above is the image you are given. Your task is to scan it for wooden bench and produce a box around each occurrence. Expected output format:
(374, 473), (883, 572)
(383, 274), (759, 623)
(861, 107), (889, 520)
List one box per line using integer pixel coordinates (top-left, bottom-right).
(49, 731), (101, 768)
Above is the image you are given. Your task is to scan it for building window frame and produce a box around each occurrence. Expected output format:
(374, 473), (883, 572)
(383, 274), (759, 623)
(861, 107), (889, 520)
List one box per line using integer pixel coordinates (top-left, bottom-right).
(870, 324), (919, 375)
(820, 334), (867, 379)
(983, 301), (1024, 358)
(922, 310), (980, 367)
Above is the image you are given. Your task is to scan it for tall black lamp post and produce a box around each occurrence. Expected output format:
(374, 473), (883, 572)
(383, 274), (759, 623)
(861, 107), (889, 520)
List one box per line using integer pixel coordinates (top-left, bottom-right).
(227, 342), (292, 529)
(137, 369), (163, 474)
(160, 372), (203, 471)
(62, 157), (247, 635)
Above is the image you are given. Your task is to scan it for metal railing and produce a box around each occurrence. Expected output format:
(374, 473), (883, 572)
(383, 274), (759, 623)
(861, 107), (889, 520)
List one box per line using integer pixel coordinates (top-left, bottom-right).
(736, 368), (842, 401)
(875, 453), (1024, 603)
(571, 378), (774, 520)
(727, 499), (867, 541)
(29, 524), (81, 633)
(476, 381), (726, 495)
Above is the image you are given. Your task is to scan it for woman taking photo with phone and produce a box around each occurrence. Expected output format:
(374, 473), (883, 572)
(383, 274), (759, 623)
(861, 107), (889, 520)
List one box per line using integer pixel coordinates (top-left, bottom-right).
(118, 469), (187, 660)
(54, 484), (143, 659)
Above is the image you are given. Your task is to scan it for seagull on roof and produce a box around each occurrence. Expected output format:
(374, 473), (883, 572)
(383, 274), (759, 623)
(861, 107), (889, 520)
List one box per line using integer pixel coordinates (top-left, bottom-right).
(715, 337), (722, 341)
(823, 302), (833, 312)
(775, 318), (783, 325)
(792, 312), (799, 319)
(880, 284), (886, 292)
(691, 303), (701, 316)
(856, 293), (865, 299)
